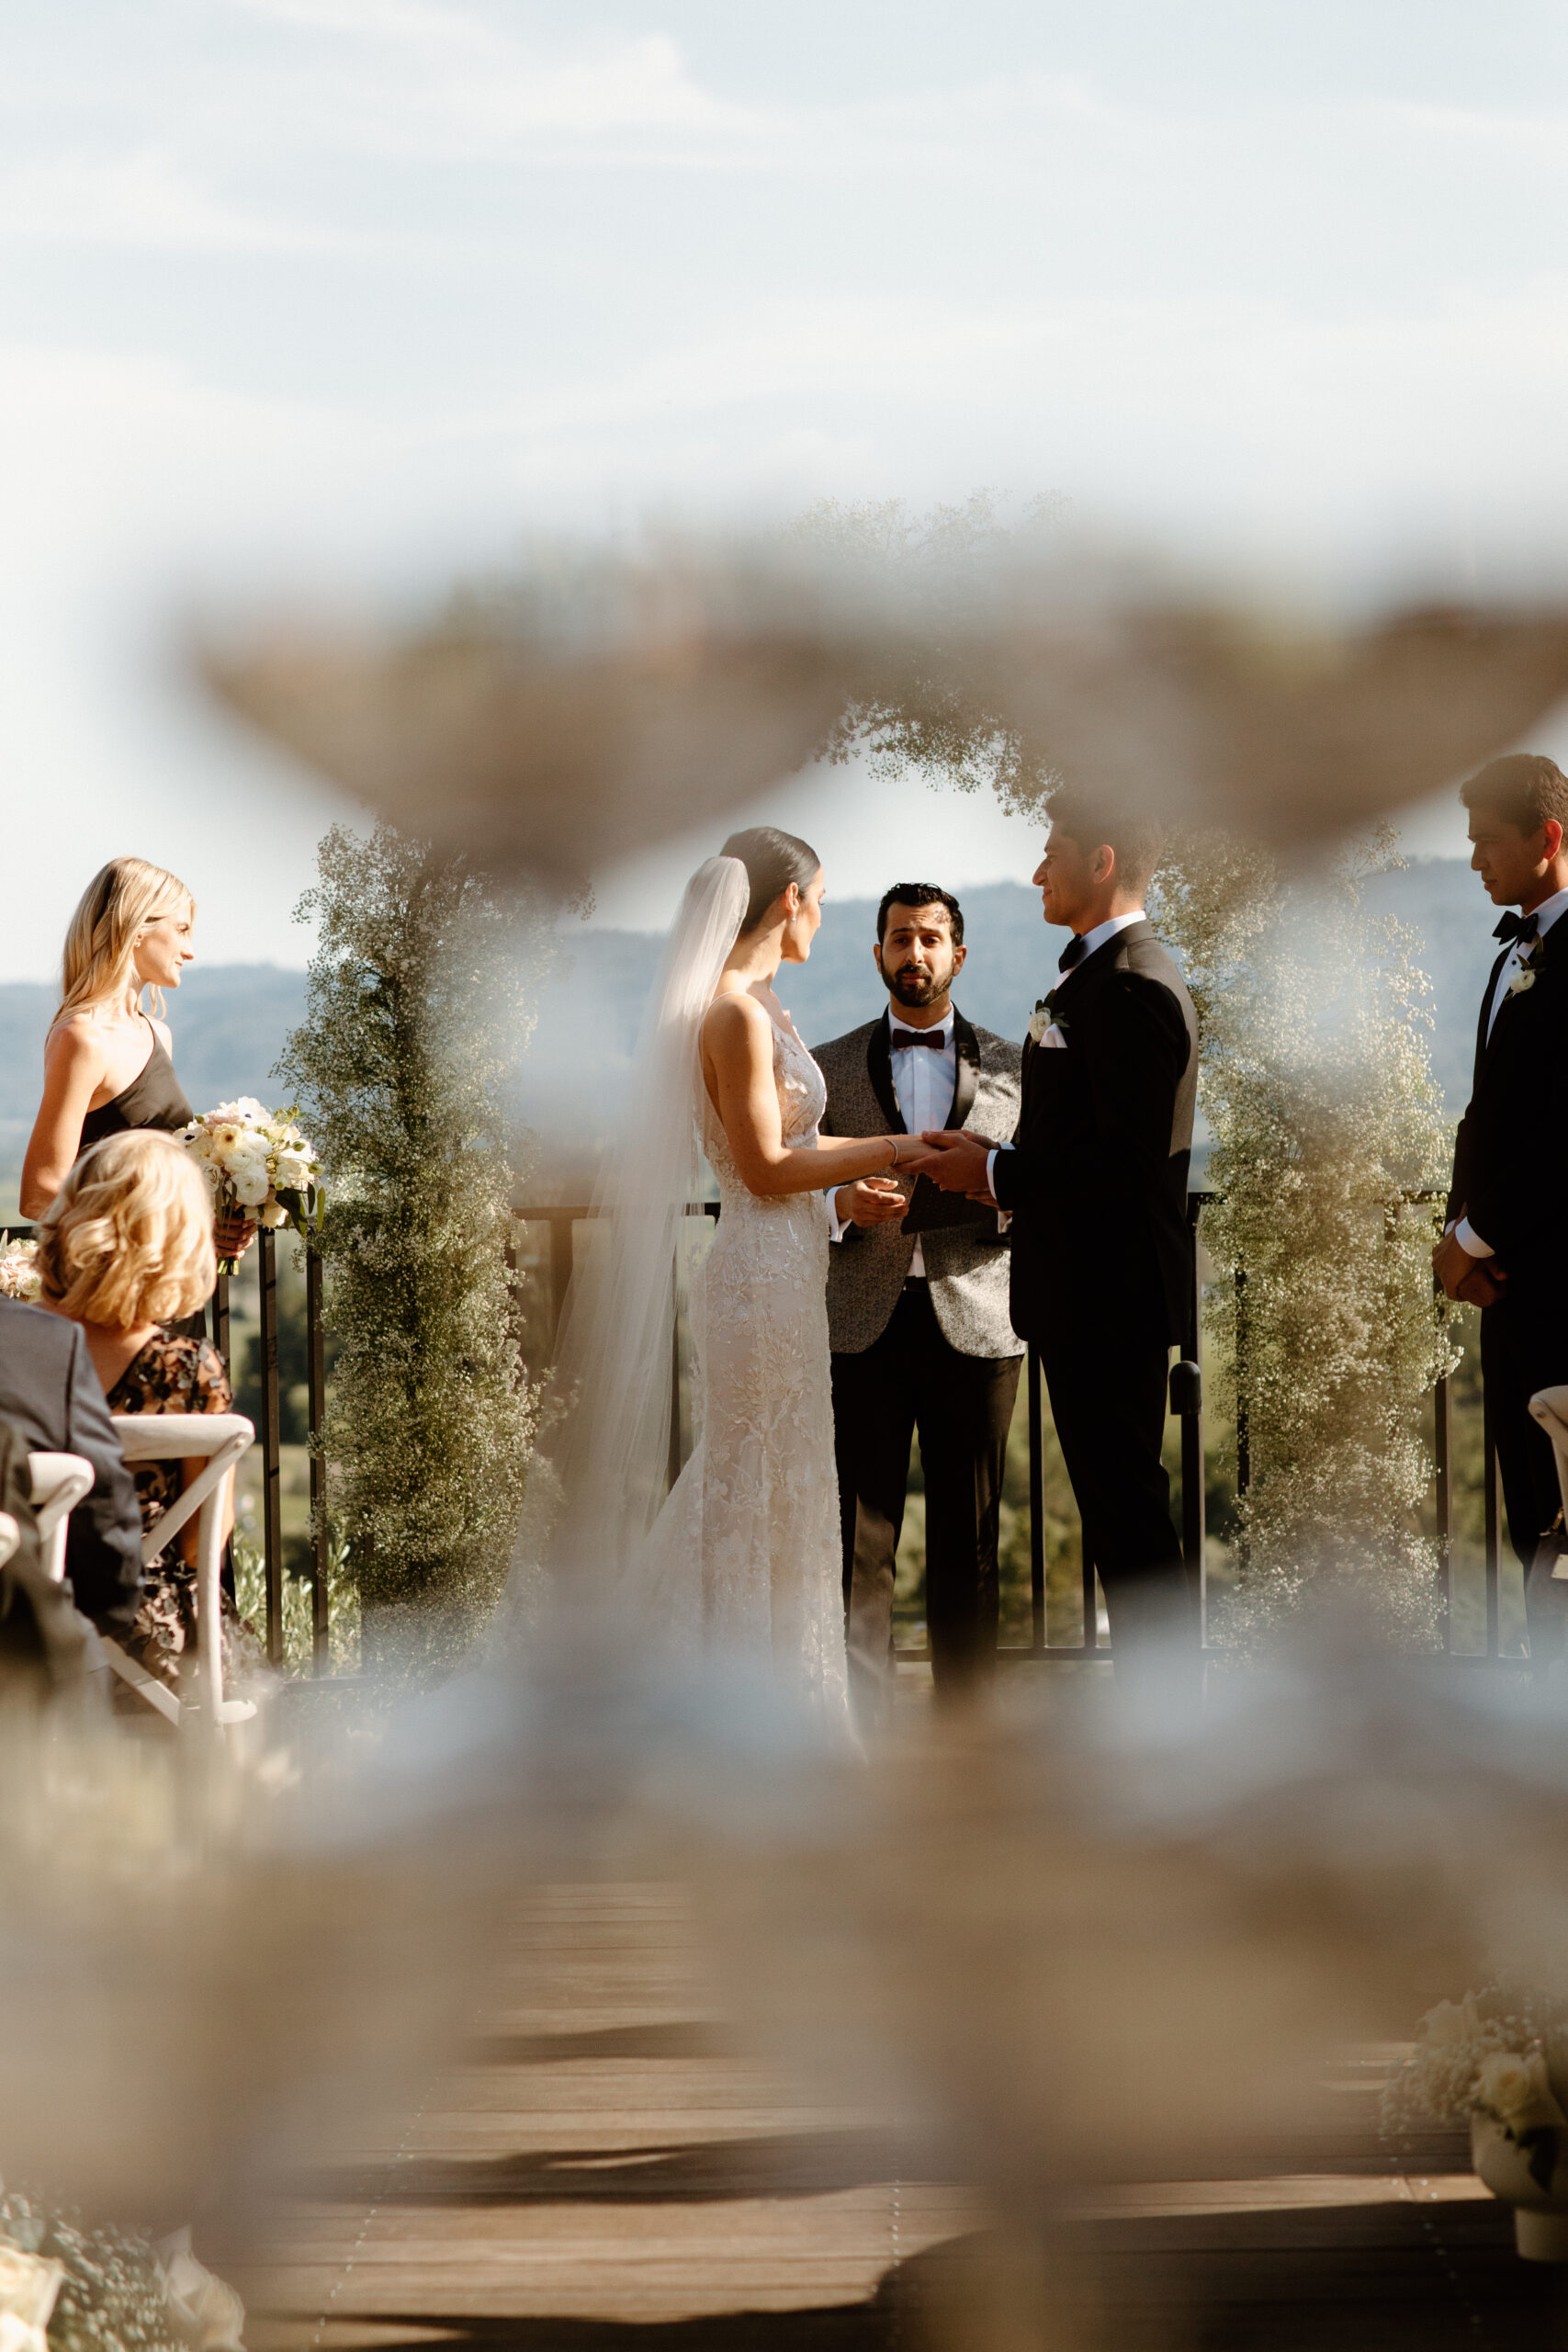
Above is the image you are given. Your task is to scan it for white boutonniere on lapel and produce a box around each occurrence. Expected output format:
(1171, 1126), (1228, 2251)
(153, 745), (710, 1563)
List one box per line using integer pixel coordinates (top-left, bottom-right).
(1507, 937), (1545, 999)
(1026, 992), (1067, 1047)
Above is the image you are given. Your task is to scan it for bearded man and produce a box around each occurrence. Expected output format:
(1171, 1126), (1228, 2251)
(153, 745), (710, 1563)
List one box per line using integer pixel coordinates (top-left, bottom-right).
(814, 885), (1023, 1733)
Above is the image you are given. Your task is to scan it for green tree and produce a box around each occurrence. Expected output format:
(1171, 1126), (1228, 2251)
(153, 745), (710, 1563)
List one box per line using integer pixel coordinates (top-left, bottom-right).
(1153, 828), (1458, 1647)
(276, 823), (551, 1675)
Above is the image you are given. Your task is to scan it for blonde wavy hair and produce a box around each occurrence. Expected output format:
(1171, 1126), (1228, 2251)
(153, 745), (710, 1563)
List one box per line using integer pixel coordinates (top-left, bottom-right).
(37, 1132), (215, 1329)
(57, 857), (194, 1025)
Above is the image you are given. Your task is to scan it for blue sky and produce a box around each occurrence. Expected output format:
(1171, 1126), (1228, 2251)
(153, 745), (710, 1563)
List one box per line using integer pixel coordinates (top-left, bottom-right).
(4, 0), (1568, 967)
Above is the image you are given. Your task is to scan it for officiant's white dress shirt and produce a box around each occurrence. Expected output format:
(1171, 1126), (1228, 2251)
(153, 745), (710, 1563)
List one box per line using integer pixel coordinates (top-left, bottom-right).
(829, 1007), (956, 1276)
(985, 910), (1146, 1197)
(1454, 882), (1568, 1258)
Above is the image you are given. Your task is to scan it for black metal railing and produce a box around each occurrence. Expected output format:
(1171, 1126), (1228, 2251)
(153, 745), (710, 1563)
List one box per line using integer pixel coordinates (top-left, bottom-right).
(9, 1182), (1514, 1674)
(521, 1192), (1202, 1665)
(515, 1190), (1512, 1669)
(209, 1231), (331, 1670)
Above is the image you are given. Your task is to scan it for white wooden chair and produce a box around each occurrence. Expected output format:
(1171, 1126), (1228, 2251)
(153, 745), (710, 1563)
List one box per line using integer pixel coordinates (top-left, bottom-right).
(1529, 1387), (1568, 1570)
(107, 1413), (256, 1731)
(28, 1452), (96, 1582)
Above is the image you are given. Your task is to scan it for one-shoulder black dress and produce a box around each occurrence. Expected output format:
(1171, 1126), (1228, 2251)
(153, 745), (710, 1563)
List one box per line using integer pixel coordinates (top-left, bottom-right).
(78, 1013), (193, 1149)
(78, 1013), (205, 1341)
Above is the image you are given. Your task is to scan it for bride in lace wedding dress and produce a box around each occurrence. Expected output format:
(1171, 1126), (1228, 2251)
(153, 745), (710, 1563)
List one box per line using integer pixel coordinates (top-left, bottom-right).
(513, 829), (917, 1723)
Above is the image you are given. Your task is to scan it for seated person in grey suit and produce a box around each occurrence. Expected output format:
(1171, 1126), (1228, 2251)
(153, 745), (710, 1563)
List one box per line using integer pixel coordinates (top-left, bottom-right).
(815, 885), (1023, 1730)
(0, 1292), (143, 1639)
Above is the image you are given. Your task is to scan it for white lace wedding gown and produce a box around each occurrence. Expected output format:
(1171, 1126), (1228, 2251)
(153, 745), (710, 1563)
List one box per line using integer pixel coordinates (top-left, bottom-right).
(642, 1009), (851, 1720)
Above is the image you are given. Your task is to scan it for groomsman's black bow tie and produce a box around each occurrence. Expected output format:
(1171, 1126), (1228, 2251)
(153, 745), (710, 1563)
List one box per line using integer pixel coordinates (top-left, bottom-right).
(1058, 934), (1089, 972)
(1494, 910), (1540, 944)
(890, 1026), (947, 1049)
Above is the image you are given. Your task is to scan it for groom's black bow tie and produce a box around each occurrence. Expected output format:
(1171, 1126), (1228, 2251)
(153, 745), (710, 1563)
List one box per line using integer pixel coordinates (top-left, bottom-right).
(890, 1026), (947, 1050)
(1494, 910), (1541, 944)
(1058, 934), (1089, 972)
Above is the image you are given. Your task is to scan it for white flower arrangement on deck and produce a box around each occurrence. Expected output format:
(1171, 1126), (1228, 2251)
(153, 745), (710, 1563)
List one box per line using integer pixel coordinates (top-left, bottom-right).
(182, 1099), (323, 1272)
(0, 1235), (40, 1302)
(1382, 1985), (1568, 2194)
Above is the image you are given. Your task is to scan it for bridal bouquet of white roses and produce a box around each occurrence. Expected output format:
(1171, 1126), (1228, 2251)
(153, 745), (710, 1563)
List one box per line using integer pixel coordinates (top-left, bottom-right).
(0, 1233), (40, 1301)
(183, 1099), (323, 1272)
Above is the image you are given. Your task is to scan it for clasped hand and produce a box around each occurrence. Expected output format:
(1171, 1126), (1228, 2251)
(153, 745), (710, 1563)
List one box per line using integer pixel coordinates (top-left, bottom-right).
(897, 1129), (998, 1205)
(1432, 1226), (1506, 1308)
(837, 1175), (909, 1227)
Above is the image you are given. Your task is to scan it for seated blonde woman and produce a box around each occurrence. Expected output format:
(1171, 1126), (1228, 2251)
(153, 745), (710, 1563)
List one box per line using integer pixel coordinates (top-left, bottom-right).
(34, 1130), (260, 1690)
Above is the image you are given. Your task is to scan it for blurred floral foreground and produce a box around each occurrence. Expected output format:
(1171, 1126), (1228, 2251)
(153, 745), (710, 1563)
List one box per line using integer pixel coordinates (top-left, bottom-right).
(10, 1628), (1568, 2346)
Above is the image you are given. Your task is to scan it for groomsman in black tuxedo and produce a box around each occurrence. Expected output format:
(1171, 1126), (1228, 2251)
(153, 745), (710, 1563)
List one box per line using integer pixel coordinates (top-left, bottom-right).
(1433, 753), (1568, 1670)
(909, 787), (1200, 1695)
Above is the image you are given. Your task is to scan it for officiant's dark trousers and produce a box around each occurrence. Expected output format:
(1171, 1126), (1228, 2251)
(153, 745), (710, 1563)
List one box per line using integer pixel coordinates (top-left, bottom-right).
(1482, 1286), (1568, 1671)
(831, 1281), (1021, 1724)
(1038, 1307), (1199, 1693)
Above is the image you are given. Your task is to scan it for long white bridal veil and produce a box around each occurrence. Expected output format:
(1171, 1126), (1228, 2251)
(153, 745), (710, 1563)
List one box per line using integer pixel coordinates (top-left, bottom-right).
(502, 854), (749, 1643)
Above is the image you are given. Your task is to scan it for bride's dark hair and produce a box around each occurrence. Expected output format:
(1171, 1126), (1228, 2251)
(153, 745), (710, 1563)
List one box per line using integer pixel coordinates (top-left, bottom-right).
(721, 827), (820, 936)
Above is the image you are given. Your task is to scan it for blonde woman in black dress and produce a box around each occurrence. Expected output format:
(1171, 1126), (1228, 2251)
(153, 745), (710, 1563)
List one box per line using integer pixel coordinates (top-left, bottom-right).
(22, 858), (198, 1219)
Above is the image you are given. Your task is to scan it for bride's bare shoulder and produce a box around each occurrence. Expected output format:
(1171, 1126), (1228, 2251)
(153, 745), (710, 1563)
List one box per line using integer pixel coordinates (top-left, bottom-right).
(703, 992), (772, 1054)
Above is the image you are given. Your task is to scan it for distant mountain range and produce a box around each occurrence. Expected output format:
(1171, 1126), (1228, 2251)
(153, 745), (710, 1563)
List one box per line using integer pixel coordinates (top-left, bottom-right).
(0, 966), (309, 1220)
(0, 861), (1506, 1213)
(523, 860), (1500, 1186)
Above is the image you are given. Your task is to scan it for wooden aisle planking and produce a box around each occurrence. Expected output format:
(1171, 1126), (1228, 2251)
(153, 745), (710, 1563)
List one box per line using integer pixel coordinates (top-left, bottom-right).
(233, 1881), (982, 2351)
(232, 1879), (1568, 2352)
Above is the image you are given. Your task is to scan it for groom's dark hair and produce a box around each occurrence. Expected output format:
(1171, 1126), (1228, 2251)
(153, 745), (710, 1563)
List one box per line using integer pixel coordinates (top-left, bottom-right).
(1045, 783), (1165, 891)
(1461, 753), (1568, 838)
(876, 884), (964, 944)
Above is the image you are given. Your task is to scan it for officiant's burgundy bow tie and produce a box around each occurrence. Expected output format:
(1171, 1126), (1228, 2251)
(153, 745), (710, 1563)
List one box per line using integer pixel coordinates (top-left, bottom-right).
(1494, 910), (1541, 944)
(1058, 934), (1089, 972)
(890, 1026), (947, 1049)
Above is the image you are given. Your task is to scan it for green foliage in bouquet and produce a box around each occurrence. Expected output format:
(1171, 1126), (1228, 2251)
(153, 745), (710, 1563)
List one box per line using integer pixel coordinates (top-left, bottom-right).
(277, 823), (554, 1674)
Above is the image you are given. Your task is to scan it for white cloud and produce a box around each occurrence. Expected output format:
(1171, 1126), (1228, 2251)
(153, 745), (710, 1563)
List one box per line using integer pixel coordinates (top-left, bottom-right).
(229, 4), (741, 149)
(0, 149), (319, 250)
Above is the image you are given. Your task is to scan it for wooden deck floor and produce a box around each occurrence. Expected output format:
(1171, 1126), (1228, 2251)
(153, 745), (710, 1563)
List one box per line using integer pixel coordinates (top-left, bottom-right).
(232, 1882), (1568, 2352)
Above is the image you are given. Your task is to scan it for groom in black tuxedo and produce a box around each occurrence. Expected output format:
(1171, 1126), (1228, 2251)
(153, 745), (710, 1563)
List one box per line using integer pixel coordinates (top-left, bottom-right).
(1433, 753), (1568, 1669)
(910, 786), (1200, 1694)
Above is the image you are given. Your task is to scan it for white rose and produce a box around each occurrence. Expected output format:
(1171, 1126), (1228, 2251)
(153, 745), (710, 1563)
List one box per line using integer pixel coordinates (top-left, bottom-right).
(275, 1151), (312, 1190)
(1026, 1008), (1050, 1046)
(258, 1198), (288, 1228)
(0, 2247), (64, 2331)
(227, 1148), (271, 1208)
(1478, 2050), (1537, 2116)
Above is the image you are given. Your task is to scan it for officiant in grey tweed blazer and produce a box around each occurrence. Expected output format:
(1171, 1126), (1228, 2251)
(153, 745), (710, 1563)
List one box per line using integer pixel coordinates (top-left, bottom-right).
(815, 885), (1023, 1732)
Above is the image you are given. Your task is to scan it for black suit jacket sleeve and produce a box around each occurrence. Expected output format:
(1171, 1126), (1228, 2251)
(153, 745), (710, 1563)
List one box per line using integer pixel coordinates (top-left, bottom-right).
(990, 975), (1190, 1213)
(1462, 1033), (1568, 1267)
(61, 1327), (144, 1634)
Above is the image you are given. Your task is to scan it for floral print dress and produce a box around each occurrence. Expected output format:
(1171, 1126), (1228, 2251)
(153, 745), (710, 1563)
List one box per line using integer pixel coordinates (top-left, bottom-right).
(107, 1331), (263, 1691)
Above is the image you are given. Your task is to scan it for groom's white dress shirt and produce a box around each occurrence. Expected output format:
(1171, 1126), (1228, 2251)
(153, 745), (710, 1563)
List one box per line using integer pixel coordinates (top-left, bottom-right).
(1453, 882), (1568, 1258)
(985, 909), (1146, 1198)
(829, 1007), (957, 1276)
